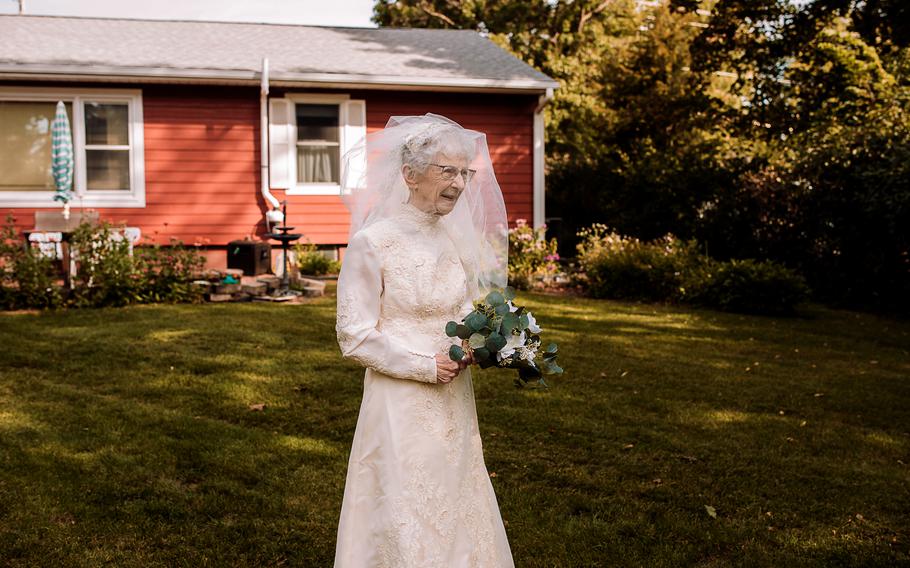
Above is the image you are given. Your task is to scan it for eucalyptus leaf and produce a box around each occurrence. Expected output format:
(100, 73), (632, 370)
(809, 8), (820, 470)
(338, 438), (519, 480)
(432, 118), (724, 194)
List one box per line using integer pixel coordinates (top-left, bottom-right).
(449, 344), (465, 362)
(485, 290), (505, 306)
(473, 347), (491, 362)
(544, 361), (563, 375)
(465, 312), (488, 332)
(485, 332), (507, 352)
(503, 286), (516, 301)
(494, 303), (511, 316)
(500, 313), (519, 334)
(468, 333), (487, 349)
(445, 321), (458, 337)
(546, 343), (558, 354)
(455, 324), (472, 340)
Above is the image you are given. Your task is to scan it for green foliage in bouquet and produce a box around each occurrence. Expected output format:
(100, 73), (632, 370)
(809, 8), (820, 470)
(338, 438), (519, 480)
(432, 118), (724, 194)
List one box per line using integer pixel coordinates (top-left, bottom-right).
(446, 286), (562, 388)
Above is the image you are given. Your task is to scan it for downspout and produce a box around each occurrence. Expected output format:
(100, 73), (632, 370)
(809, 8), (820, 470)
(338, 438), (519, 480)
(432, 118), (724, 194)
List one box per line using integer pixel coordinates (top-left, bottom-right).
(260, 57), (283, 231)
(532, 87), (553, 229)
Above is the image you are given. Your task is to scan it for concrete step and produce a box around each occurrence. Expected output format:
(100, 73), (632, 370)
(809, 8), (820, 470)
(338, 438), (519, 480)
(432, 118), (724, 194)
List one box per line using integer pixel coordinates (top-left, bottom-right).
(214, 283), (241, 294)
(191, 280), (213, 294)
(293, 275), (327, 291)
(300, 286), (325, 298)
(256, 275), (281, 292)
(242, 282), (267, 296)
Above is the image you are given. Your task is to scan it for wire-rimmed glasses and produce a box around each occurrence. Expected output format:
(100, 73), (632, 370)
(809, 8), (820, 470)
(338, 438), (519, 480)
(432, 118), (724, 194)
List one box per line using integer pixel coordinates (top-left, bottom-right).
(429, 163), (476, 183)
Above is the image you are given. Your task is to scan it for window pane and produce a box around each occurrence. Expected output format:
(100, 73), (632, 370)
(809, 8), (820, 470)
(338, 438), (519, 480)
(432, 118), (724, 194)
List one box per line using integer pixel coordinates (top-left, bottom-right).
(85, 103), (129, 145)
(86, 149), (130, 190)
(297, 146), (338, 183)
(0, 101), (72, 191)
(296, 104), (339, 142)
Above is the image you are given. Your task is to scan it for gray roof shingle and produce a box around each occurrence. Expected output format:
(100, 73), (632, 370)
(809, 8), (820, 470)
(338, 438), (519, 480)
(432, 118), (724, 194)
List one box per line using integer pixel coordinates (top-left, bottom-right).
(0, 15), (557, 92)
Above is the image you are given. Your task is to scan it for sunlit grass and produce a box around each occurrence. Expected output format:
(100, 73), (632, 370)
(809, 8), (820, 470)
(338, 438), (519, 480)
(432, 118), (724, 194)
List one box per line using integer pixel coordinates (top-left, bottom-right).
(0, 294), (908, 566)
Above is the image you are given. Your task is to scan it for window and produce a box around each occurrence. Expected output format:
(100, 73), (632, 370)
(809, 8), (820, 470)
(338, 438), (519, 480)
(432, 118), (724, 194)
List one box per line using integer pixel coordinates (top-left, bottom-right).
(296, 104), (340, 184)
(0, 87), (145, 207)
(268, 95), (365, 196)
(84, 102), (131, 191)
(0, 100), (72, 191)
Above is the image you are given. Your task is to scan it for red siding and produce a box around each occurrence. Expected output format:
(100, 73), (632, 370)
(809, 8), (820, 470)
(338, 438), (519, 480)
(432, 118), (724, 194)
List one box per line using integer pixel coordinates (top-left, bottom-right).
(0, 84), (537, 254)
(279, 90), (537, 245)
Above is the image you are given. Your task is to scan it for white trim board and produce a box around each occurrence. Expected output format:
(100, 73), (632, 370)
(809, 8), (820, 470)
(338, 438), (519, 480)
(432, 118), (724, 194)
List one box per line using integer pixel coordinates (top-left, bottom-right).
(0, 64), (559, 94)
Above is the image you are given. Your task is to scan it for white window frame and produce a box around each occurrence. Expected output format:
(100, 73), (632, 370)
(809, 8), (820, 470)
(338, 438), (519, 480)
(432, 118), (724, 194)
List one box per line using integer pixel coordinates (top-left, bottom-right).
(285, 93), (349, 196)
(0, 86), (145, 208)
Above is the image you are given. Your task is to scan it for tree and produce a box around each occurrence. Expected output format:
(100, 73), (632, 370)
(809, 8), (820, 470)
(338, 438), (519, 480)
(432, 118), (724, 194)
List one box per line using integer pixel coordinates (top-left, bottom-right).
(374, 0), (910, 311)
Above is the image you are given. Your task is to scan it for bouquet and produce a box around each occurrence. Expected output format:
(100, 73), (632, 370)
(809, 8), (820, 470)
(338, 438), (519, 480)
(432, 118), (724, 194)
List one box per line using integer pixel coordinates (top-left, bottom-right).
(446, 287), (562, 387)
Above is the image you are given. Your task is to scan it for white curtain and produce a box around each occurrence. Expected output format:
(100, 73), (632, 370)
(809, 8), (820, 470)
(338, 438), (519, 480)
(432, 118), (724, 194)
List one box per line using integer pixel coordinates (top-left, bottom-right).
(297, 146), (336, 183)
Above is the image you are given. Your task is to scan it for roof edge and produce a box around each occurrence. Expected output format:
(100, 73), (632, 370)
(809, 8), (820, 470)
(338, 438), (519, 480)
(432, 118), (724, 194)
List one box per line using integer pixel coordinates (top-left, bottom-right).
(0, 63), (560, 94)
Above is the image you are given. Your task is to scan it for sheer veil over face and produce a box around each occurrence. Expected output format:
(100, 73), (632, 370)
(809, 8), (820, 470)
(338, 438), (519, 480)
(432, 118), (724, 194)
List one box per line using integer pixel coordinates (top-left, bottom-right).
(341, 113), (509, 295)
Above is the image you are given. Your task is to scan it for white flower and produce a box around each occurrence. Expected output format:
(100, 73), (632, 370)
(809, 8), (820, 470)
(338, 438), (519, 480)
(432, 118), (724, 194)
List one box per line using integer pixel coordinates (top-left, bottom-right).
(497, 330), (526, 361)
(506, 300), (519, 313)
(525, 311), (541, 333)
(517, 345), (536, 362)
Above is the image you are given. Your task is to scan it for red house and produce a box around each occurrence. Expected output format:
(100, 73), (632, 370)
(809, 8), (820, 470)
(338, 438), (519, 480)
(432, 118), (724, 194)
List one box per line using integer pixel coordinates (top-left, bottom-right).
(0, 14), (557, 269)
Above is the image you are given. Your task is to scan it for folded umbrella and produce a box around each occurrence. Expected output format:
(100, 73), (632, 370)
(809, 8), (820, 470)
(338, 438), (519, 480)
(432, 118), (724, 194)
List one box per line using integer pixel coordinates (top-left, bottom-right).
(50, 101), (74, 219)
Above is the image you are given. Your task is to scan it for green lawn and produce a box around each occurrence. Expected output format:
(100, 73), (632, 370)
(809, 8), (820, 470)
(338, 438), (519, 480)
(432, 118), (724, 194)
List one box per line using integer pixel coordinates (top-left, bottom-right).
(0, 292), (908, 567)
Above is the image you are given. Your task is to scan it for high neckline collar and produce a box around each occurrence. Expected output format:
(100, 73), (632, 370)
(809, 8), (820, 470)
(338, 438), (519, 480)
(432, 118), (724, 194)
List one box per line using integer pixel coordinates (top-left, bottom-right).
(400, 201), (443, 226)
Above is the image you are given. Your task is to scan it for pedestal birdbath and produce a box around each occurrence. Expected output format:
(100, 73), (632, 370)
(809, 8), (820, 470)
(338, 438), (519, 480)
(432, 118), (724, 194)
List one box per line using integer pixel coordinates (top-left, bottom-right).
(264, 201), (302, 297)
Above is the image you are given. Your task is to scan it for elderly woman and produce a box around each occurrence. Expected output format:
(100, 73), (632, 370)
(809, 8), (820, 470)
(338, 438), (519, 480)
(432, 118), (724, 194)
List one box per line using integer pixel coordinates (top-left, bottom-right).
(333, 114), (514, 567)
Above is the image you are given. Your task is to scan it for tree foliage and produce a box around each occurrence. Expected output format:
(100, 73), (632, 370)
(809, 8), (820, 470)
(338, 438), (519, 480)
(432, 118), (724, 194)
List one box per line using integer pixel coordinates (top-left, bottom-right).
(373, 0), (910, 312)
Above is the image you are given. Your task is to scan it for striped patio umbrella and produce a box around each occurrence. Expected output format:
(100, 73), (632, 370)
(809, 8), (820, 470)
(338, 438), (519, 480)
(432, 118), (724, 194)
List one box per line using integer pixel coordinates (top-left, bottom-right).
(50, 101), (74, 219)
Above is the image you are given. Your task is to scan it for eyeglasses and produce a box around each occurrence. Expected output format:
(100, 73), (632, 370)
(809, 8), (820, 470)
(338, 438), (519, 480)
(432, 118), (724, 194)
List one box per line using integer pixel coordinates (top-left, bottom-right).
(429, 163), (476, 183)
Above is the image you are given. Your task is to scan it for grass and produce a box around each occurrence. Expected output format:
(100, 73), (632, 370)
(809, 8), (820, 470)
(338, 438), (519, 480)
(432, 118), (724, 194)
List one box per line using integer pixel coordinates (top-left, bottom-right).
(0, 291), (908, 567)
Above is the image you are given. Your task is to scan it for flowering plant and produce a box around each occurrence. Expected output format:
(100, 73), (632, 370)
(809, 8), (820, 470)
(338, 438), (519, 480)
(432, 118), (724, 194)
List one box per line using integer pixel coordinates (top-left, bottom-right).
(508, 219), (559, 290)
(445, 286), (562, 387)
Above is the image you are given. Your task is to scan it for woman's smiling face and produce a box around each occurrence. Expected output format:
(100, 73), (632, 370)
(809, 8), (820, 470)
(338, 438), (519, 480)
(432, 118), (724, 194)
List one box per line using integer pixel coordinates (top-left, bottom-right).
(403, 150), (471, 216)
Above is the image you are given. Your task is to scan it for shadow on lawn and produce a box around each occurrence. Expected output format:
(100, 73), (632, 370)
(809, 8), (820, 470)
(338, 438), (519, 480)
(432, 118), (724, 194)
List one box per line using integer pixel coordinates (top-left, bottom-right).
(1, 296), (908, 565)
(0, 305), (355, 564)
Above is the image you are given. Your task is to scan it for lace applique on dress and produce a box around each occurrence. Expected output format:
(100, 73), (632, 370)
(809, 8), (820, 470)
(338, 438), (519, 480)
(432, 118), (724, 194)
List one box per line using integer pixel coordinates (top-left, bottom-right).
(411, 382), (466, 465)
(334, 234), (437, 383)
(378, 456), (457, 568)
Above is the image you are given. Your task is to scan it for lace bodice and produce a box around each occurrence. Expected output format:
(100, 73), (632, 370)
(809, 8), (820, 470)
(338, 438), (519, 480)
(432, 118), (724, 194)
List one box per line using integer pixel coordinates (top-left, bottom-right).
(335, 202), (472, 383)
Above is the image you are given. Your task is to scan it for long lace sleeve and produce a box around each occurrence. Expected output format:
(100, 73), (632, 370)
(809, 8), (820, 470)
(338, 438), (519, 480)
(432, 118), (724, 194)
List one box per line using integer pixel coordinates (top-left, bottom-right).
(335, 231), (438, 383)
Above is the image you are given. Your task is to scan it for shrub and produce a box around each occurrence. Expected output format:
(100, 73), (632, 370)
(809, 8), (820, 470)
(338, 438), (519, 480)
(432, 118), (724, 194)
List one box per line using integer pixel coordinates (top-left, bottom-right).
(0, 216), (206, 310)
(294, 241), (340, 276)
(134, 238), (207, 304)
(69, 220), (143, 308)
(70, 220), (206, 308)
(575, 223), (704, 301)
(0, 215), (64, 310)
(681, 258), (811, 315)
(508, 219), (560, 290)
(575, 223), (810, 314)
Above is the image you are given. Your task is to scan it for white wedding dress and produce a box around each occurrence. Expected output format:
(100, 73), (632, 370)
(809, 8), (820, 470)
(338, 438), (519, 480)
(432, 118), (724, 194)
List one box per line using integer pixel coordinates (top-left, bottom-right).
(334, 202), (514, 568)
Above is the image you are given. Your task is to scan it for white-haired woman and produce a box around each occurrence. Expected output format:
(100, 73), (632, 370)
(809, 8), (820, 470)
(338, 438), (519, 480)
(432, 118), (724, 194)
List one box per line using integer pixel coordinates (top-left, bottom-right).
(333, 114), (514, 567)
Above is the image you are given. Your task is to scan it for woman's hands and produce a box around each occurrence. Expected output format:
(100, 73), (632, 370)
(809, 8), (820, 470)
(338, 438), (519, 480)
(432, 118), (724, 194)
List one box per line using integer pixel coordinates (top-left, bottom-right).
(434, 343), (474, 384)
(435, 353), (460, 384)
